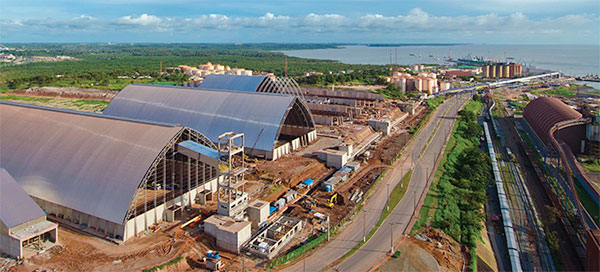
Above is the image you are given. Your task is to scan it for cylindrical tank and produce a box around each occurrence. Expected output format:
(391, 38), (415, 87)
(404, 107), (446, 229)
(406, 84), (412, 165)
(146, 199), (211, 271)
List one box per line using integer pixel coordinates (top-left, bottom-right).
(400, 77), (407, 93)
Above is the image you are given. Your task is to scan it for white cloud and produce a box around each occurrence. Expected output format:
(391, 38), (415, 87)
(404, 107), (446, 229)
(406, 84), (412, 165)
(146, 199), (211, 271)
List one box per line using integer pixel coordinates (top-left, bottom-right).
(114, 14), (162, 26)
(1, 10), (597, 42)
(78, 15), (94, 20)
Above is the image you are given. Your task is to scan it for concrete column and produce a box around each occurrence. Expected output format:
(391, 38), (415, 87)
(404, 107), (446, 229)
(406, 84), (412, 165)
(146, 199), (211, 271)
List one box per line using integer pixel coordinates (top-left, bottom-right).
(188, 157), (192, 207)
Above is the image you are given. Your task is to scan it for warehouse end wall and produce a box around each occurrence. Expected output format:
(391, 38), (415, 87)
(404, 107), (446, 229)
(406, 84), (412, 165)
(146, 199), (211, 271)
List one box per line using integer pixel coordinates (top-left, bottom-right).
(0, 233), (21, 258)
(123, 176), (218, 240)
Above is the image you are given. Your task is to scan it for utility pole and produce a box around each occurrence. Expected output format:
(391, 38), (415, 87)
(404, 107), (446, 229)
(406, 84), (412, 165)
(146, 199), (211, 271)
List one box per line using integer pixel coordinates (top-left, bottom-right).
(285, 56), (288, 77)
(303, 249), (306, 272)
(363, 210), (366, 242)
(387, 183), (390, 211)
(390, 48), (393, 75)
(390, 222), (394, 253)
(327, 215), (330, 241)
(395, 48), (398, 69)
(303, 219), (306, 272)
(413, 191), (416, 216)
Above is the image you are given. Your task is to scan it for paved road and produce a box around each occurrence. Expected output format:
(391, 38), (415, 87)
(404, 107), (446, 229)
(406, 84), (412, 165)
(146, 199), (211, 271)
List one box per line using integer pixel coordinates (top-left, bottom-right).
(335, 93), (472, 272)
(282, 93), (469, 272)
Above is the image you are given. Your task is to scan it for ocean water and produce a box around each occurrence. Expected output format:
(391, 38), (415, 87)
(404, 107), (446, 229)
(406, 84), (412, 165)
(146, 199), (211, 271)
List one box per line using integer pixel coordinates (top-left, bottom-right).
(280, 45), (599, 77)
(575, 81), (600, 90)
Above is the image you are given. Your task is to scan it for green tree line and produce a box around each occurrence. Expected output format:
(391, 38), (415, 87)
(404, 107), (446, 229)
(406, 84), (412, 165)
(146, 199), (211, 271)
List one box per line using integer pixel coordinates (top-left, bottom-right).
(432, 97), (489, 270)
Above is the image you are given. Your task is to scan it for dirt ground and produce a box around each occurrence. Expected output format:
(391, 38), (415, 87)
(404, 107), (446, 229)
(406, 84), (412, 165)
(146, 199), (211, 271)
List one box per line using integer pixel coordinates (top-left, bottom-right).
(13, 86), (117, 100)
(12, 227), (185, 272)
(380, 239), (440, 272)
(0, 93), (109, 112)
(372, 105), (428, 165)
(409, 227), (465, 272)
(250, 155), (330, 203)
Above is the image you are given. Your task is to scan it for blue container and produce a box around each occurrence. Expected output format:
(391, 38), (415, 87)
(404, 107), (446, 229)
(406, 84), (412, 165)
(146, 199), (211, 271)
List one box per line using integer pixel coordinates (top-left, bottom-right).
(270, 205), (277, 214)
(302, 178), (314, 186)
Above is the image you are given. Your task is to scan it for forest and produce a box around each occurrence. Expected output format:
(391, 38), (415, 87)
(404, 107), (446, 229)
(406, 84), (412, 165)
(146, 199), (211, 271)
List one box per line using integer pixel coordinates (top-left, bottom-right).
(0, 43), (387, 91)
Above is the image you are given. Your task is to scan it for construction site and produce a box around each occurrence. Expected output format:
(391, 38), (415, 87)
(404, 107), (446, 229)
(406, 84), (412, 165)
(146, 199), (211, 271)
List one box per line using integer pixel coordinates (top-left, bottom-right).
(8, 70), (599, 272)
(0, 72), (437, 271)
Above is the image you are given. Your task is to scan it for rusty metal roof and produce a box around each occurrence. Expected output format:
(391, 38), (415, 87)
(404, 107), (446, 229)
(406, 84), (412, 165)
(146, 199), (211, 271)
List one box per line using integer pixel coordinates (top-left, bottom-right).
(0, 101), (184, 225)
(523, 96), (583, 144)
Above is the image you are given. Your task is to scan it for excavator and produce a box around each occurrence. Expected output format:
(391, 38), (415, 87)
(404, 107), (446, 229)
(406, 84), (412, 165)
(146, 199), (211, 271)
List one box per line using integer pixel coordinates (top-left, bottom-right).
(326, 193), (337, 208)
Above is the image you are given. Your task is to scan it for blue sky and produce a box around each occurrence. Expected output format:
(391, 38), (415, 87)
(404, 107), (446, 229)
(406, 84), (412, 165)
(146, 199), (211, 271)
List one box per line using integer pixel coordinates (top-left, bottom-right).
(0, 0), (598, 44)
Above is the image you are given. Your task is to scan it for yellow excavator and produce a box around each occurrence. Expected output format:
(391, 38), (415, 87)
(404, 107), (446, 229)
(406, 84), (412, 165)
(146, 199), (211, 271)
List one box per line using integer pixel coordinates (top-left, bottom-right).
(326, 193), (338, 208)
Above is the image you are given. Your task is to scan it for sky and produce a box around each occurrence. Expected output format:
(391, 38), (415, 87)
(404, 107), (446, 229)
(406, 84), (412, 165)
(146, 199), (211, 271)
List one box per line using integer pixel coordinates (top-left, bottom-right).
(0, 0), (598, 44)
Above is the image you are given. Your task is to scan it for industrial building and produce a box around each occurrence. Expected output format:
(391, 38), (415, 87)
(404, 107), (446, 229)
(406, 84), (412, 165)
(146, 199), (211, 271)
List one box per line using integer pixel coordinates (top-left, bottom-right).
(523, 96), (586, 154)
(247, 216), (303, 259)
(385, 72), (440, 94)
(304, 87), (385, 107)
(247, 200), (270, 230)
(307, 102), (358, 125)
(586, 115), (600, 156)
(302, 86), (386, 125)
(103, 84), (317, 160)
(204, 214), (252, 253)
(0, 169), (58, 259)
(483, 62), (522, 79)
(586, 230), (600, 271)
(199, 74), (306, 97)
(0, 101), (220, 242)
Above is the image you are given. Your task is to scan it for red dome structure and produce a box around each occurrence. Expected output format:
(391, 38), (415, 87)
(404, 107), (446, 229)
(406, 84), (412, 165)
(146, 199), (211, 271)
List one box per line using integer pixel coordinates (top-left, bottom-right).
(523, 96), (585, 153)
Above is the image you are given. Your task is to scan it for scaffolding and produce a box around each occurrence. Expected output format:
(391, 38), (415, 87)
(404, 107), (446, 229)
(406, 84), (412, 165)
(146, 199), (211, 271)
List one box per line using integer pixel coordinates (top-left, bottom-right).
(217, 132), (249, 219)
(257, 77), (306, 100)
(124, 128), (218, 227)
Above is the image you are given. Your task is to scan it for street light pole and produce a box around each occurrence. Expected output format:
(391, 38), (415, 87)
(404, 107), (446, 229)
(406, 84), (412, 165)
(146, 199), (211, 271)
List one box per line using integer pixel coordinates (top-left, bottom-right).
(363, 210), (366, 242)
(303, 219), (307, 272)
(390, 222), (394, 253)
(387, 183), (390, 211)
(413, 191), (416, 216)
(327, 215), (330, 241)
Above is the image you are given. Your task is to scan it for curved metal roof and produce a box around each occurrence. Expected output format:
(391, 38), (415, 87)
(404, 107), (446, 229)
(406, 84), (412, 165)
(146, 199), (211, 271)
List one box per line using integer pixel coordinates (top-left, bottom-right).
(198, 74), (306, 98)
(103, 84), (314, 153)
(199, 74), (268, 92)
(523, 96), (582, 144)
(0, 102), (185, 225)
(0, 169), (46, 229)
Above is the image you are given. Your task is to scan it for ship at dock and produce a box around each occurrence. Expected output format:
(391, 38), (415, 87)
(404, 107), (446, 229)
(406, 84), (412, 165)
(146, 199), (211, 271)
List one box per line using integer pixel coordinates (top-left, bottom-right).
(446, 55), (500, 66)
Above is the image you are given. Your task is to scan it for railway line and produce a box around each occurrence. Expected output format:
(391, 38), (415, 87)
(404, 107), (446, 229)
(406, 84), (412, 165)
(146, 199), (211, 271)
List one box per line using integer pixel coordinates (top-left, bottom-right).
(489, 100), (555, 271)
(492, 98), (584, 270)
